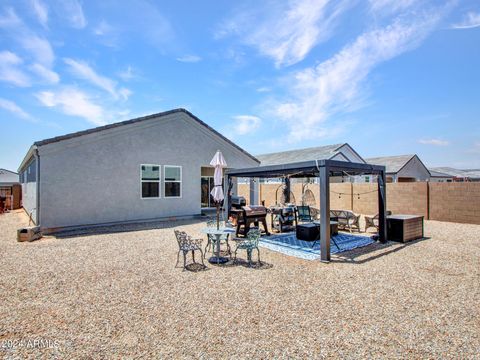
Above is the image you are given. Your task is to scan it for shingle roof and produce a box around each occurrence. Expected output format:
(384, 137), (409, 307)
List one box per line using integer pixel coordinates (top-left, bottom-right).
(429, 167), (480, 179)
(428, 169), (454, 178)
(428, 167), (464, 177)
(31, 108), (259, 163)
(256, 144), (347, 166)
(364, 155), (415, 174)
(463, 169), (480, 178)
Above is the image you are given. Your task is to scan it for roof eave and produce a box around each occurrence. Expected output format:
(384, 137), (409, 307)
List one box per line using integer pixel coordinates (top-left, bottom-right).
(18, 144), (37, 172)
(335, 143), (367, 163)
(181, 109), (260, 164)
(29, 108), (260, 165)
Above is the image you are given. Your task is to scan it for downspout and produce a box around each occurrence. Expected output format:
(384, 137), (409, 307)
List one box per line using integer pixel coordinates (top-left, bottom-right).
(34, 148), (40, 226)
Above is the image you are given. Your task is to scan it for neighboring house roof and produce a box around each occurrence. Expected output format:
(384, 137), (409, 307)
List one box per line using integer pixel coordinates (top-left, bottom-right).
(256, 143), (364, 166)
(463, 169), (480, 179)
(364, 154), (417, 174)
(19, 108), (259, 171)
(428, 169), (454, 178)
(429, 167), (480, 179)
(0, 168), (20, 185)
(429, 167), (465, 177)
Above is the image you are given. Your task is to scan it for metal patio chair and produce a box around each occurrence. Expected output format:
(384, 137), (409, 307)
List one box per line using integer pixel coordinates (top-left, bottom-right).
(174, 230), (205, 270)
(233, 228), (261, 267)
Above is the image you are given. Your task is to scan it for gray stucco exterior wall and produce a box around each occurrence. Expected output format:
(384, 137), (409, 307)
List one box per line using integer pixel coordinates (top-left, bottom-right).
(21, 182), (37, 222)
(396, 156), (430, 181)
(36, 111), (258, 229)
(20, 158), (38, 223)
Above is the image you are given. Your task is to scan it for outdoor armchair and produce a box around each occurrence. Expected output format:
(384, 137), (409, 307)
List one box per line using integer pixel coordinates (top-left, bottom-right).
(232, 228), (261, 267)
(330, 210), (361, 233)
(296, 205), (312, 223)
(365, 211), (392, 232)
(365, 214), (379, 231)
(174, 230), (205, 270)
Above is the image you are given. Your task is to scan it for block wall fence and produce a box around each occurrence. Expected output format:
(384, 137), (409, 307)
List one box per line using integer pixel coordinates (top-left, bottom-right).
(237, 182), (480, 225)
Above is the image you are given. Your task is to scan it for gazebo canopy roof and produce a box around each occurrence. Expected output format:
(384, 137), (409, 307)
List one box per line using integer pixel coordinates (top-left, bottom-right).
(226, 159), (385, 179)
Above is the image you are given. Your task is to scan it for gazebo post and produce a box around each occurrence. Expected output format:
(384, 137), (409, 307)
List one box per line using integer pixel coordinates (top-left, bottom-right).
(319, 164), (331, 262)
(224, 174), (231, 221)
(284, 177), (291, 203)
(378, 169), (387, 243)
(249, 178), (258, 205)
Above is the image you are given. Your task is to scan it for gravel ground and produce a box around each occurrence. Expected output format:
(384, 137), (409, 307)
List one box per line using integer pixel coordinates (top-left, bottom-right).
(1, 210), (479, 359)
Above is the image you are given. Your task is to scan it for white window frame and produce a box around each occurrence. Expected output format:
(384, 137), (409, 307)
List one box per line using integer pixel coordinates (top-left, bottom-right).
(140, 164), (161, 199)
(164, 165), (182, 198)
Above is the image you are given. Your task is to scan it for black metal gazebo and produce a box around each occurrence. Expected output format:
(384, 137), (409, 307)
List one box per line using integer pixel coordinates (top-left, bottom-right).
(225, 159), (387, 262)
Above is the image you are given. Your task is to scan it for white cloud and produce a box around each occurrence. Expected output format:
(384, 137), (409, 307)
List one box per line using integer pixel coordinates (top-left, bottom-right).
(31, 0), (48, 28)
(0, 7), (21, 27)
(216, 0), (352, 67)
(369, 0), (416, 15)
(92, 19), (121, 48)
(61, 0), (87, 29)
(232, 115), (261, 135)
(270, 10), (445, 142)
(93, 20), (113, 36)
(64, 58), (131, 100)
(0, 7), (55, 67)
(0, 51), (31, 87)
(35, 88), (106, 126)
(176, 55), (202, 63)
(118, 66), (136, 81)
(18, 33), (55, 67)
(418, 138), (449, 146)
(118, 87), (132, 101)
(451, 11), (480, 29)
(97, 0), (173, 48)
(135, 1), (174, 47)
(29, 63), (60, 84)
(0, 98), (32, 119)
(256, 87), (271, 93)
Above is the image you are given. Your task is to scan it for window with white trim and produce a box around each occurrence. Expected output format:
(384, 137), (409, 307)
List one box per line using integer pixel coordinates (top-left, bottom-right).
(164, 166), (182, 198)
(141, 165), (160, 198)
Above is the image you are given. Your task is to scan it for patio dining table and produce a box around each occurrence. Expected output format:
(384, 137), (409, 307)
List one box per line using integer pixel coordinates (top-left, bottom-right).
(201, 226), (235, 264)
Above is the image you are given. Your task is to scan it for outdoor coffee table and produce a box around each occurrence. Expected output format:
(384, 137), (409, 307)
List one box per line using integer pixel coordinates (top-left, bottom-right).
(312, 221), (340, 250)
(201, 227), (235, 264)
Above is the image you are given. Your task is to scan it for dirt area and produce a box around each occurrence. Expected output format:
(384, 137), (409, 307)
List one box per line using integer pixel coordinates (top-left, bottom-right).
(1, 210), (479, 358)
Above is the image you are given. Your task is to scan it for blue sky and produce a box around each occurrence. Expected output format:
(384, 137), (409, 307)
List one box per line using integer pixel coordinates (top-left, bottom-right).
(1, 0), (479, 171)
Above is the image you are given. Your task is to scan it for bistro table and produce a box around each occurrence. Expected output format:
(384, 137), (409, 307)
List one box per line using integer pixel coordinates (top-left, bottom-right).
(201, 226), (235, 264)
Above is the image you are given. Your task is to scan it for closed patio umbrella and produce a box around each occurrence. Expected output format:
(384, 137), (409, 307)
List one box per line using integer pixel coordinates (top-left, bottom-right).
(210, 150), (227, 229)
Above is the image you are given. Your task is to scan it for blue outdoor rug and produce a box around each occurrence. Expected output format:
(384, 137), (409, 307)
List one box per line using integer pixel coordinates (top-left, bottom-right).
(260, 232), (375, 261)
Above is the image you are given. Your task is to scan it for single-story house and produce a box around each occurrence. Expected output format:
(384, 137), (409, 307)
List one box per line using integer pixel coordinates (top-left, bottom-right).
(18, 109), (259, 232)
(256, 143), (366, 165)
(429, 167), (480, 182)
(0, 168), (21, 209)
(250, 143), (365, 184)
(364, 155), (430, 182)
(461, 169), (480, 182)
(428, 169), (454, 182)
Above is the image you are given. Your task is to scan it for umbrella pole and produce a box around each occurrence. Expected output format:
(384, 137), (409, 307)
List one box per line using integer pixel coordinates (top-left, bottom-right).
(216, 202), (220, 230)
